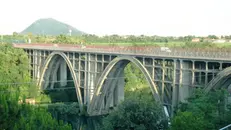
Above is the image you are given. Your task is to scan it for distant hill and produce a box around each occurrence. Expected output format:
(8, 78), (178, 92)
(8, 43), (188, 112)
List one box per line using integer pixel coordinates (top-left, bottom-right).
(20, 18), (85, 36)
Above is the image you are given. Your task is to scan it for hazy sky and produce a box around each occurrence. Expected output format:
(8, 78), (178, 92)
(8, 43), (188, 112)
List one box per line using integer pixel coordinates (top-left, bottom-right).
(0, 0), (230, 36)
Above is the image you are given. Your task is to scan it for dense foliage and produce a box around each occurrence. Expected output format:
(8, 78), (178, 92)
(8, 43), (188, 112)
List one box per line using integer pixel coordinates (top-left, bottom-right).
(0, 44), (31, 99)
(102, 98), (168, 130)
(171, 89), (231, 130)
(0, 44), (72, 130)
(0, 95), (71, 130)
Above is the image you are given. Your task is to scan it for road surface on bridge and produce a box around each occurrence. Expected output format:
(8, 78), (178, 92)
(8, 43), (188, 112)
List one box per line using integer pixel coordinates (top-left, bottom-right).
(13, 43), (231, 61)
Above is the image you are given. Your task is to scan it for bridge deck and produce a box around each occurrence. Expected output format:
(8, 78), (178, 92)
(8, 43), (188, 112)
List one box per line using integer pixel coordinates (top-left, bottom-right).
(13, 43), (231, 61)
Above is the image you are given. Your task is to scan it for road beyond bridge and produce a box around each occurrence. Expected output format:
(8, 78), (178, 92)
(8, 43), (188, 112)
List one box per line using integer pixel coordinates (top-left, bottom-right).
(13, 43), (231, 116)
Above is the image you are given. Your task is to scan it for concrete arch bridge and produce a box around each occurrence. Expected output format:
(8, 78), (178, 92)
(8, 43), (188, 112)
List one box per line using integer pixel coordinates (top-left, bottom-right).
(13, 43), (231, 116)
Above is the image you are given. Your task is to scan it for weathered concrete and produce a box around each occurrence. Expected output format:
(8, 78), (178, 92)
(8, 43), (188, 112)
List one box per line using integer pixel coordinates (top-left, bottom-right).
(17, 44), (231, 116)
(179, 60), (192, 102)
(60, 60), (67, 87)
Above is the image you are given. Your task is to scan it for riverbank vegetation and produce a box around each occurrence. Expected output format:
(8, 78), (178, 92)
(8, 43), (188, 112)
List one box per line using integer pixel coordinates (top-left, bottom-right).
(0, 44), (72, 129)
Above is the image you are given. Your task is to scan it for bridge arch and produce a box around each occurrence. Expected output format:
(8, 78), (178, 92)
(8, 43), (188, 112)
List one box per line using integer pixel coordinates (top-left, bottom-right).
(38, 52), (83, 110)
(205, 67), (231, 93)
(88, 56), (161, 115)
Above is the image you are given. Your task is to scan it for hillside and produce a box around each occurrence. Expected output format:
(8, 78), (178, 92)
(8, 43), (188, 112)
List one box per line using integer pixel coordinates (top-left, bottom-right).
(20, 18), (85, 36)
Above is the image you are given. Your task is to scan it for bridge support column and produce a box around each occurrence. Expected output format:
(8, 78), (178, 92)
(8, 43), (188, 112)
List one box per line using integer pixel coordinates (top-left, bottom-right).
(106, 69), (122, 108)
(50, 59), (62, 89)
(86, 54), (96, 105)
(179, 60), (192, 102)
(192, 60), (195, 86)
(60, 60), (67, 87)
(172, 59), (178, 116)
(33, 50), (38, 81)
(50, 71), (57, 89)
(114, 69), (125, 106)
(205, 61), (208, 84)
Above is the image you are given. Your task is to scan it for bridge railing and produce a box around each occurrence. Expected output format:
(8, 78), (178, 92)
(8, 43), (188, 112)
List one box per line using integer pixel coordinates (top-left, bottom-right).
(83, 46), (231, 59)
(13, 43), (231, 60)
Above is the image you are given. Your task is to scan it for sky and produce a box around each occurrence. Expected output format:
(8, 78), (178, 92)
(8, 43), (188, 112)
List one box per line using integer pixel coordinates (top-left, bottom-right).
(0, 0), (230, 36)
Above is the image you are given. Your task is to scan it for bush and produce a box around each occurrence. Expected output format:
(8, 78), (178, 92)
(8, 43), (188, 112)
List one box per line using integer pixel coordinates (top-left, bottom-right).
(102, 98), (168, 130)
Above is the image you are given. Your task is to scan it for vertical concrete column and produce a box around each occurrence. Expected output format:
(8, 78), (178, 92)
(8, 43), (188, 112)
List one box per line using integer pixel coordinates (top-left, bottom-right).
(212, 65), (215, 79)
(162, 59), (165, 102)
(28, 50), (31, 77)
(50, 71), (57, 89)
(171, 59), (177, 116)
(101, 55), (105, 107)
(86, 53), (90, 104)
(219, 62), (223, 70)
(94, 55), (98, 83)
(50, 59), (62, 89)
(205, 61), (208, 84)
(43, 58), (57, 89)
(32, 50), (37, 80)
(33, 50), (39, 81)
(87, 54), (96, 105)
(37, 51), (42, 82)
(78, 53), (81, 88)
(59, 59), (67, 87)
(192, 60), (195, 86)
(152, 58), (155, 80)
(84, 53), (88, 105)
(114, 69), (125, 105)
(179, 60), (191, 102)
(107, 69), (120, 108)
(178, 60), (183, 101)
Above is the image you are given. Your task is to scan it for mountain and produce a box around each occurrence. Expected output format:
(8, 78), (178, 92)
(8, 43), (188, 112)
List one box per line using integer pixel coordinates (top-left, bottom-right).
(20, 18), (85, 36)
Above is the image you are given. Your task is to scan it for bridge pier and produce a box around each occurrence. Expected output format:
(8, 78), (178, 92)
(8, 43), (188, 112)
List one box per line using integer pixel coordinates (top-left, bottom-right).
(85, 54), (98, 105)
(179, 60), (192, 102)
(114, 69), (125, 106)
(171, 59), (178, 114)
(50, 59), (62, 89)
(60, 60), (67, 87)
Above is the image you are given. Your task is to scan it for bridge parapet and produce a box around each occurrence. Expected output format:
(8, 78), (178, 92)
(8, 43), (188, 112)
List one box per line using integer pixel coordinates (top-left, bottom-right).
(13, 43), (231, 60)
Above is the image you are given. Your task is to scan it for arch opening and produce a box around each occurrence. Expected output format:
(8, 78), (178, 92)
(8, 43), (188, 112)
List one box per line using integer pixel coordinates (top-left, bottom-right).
(88, 56), (164, 116)
(38, 52), (83, 111)
(205, 67), (231, 93)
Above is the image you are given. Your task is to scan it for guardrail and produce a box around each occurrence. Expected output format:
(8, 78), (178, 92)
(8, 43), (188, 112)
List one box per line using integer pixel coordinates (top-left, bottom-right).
(13, 43), (231, 61)
(219, 124), (231, 130)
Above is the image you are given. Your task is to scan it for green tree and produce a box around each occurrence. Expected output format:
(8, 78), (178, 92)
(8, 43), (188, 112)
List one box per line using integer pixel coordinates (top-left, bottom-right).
(171, 89), (231, 130)
(0, 44), (72, 130)
(102, 98), (168, 130)
(171, 111), (207, 130)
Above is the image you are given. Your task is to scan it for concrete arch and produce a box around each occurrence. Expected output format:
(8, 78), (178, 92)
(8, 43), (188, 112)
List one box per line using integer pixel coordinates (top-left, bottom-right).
(43, 57), (61, 89)
(38, 52), (83, 110)
(50, 58), (63, 89)
(88, 56), (161, 115)
(204, 67), (231, 93)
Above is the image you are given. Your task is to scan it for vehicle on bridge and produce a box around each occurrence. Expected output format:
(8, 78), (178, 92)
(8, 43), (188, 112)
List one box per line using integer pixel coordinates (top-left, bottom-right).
(160, 47), (171, 52)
